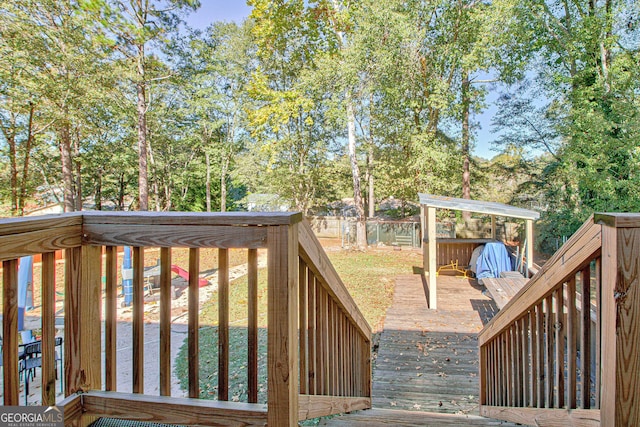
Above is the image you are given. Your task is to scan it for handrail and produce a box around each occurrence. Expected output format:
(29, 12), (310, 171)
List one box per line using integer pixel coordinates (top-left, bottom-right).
(479, 215), (601, 345)
(296, 220), (372, 418)
(0, 212), (371, 426)
(298, 221), (371, 340)
(479, 213), (640, 426)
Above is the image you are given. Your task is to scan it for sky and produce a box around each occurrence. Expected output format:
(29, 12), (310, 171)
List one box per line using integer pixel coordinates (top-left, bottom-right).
(185, 1), (501, 159)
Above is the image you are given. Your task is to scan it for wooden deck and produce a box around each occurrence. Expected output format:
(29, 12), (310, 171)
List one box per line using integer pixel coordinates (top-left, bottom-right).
(321, 271), (518, 426)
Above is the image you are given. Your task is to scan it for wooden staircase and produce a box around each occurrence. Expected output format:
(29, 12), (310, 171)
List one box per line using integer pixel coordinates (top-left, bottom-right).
(318, 408), (518, 426)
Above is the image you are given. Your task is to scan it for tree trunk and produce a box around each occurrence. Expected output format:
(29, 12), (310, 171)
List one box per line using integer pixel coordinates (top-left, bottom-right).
(461, 71), (471, 221)
(95, 170), (102, 210)
(74, 133), (82, 211)
(220, 153), (229, 213)
(367, 144), (375, 218)
(137, 79), (149, 211)
(346, 92), (367, 249)
(60, 122), (75, 212)
(18, 104), (35, 216)
(205, 150), (211, 212)
(6, 114), (18, 216)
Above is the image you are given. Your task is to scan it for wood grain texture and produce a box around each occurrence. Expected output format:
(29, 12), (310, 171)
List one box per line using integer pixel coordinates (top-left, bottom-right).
(479, 217), (601, 346)
(218, 248), (229, 401)
(555, 287), (565, 408)
(65, 247), (82, 396)
(0, 225), (81, 261)
(83, 224), (268, 249)
(567, 276), (577, 409)
(599, 223), (617, 425)
(480, 406), (600, 427)
(298, 220), (371, 338)
(425, 206), (437, 309)
(80, 391), (268, 426)
(3, 259), (19, 404)
(579, 266), (591, 409)
(594, 212), (640, 228)
(105, 246), (118, 392)
(81, 245), (103, 391)
(307, 274), (317, 396)
(299, 259), (308, 395)
(188, 248), (200, 399)
(81, 210), (302, 226)
(267, 224), (299, 427)
(247, 248), (259, 404)
(160, 247), (172, 396)
(41, 252), (57, 405)
(133, 247), (144, 394)
(60, 394), (83, 425)
(600, 226), (640, 426)
(298, 395), (371, 420)
(0, 213), (82, 236)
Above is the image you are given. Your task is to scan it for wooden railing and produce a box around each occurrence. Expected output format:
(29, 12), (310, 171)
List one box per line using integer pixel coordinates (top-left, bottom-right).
(0, 212), (371, 426)
(478, 213), (640, 426)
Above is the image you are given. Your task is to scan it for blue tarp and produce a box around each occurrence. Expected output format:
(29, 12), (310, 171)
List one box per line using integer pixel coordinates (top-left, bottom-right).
(476, 242), (513, 279)
(18, 256), (33, 332)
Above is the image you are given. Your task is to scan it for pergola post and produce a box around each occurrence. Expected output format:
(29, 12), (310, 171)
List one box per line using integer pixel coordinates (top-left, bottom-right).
(491, 215), (496, 240)
(525, 219), (533, 277)
(422, 206), (437, 309)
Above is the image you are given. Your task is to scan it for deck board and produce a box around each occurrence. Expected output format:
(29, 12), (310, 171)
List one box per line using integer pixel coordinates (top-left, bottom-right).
(321, 271), (518, 426)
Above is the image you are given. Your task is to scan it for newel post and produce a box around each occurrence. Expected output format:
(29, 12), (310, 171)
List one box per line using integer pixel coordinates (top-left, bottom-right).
(64, 245), (103, 395)
(267, 222), (300, 426)
(598, 214), (640, 426)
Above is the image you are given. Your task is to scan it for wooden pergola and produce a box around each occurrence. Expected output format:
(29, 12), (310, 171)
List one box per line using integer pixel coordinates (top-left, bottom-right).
(419, 193), (540, 309)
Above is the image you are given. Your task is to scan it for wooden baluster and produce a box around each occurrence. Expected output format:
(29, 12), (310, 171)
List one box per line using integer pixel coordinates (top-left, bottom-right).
(105, 247), (118, 392)
(188, 248), (200, 398)
(133, 246), (145, 394)
(545, 294), (553, 408)
(522, 315), (530, 408)
(299, 259), (308, 395)
(322, 288), (330, 394)
(248, 248), (259, 403)
(498, 333), (504, 406)
(480, 342), (488, 407)
(514, 321), (521, 407)
(594, 258), (601, 409)
(42, 252), (57, 405)
(218, 248), (229, 401)
(3, 259), (19, 404)
(315, 284), (324, 395)
(507, 325), (516, 406)
(566, 276), (577, 409)
(307, 273), (317, 395)
(530, 307), (537, 408)
(536, 301), (544, 407)
(579, 265), (591, 409)
(160, 247), (172, 396)
(329, 298), (338, 396)
(65, 246), (102, 396)
(555, 286), (566, 408)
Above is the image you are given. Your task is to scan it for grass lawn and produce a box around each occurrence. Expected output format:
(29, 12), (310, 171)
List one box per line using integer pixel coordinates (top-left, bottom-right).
(175, 245), (422, 406)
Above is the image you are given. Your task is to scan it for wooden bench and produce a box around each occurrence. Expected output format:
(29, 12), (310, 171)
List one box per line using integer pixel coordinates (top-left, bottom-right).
(482, 272), (528, 309)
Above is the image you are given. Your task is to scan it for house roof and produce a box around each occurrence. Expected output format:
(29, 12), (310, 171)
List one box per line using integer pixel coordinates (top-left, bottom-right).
(418, 193), (540, 220)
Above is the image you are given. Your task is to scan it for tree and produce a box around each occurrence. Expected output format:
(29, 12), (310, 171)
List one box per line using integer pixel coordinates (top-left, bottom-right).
(94, 0), (199, 211)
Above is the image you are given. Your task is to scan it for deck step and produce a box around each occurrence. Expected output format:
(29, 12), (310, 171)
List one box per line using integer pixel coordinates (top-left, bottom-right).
(318, 408), (519, 426)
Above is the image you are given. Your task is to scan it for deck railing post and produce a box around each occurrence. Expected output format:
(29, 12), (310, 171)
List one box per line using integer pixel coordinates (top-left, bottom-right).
(599, 216), (640, 426)
(267, 223), (300, 426)
(65, 245), (102, 395)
